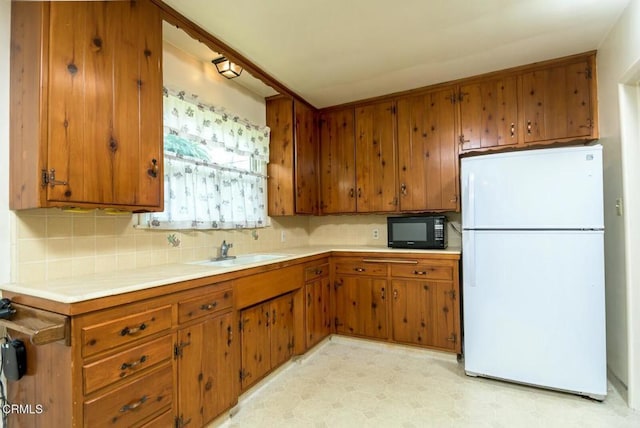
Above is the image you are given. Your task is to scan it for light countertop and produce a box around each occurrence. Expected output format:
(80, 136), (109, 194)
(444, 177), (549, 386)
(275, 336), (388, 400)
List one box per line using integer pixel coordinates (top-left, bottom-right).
(0, 245), (461, 304)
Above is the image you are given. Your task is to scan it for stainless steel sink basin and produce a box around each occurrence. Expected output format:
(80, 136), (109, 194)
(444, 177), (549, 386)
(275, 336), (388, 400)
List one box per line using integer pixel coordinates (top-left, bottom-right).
(189, 253), (290, 267)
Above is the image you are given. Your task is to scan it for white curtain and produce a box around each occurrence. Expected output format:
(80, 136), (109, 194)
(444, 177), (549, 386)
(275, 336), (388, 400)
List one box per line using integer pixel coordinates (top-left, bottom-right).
(146, 88), (269, 230)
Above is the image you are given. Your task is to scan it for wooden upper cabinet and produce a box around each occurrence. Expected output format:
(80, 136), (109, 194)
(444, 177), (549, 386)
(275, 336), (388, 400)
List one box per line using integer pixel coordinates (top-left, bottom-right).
(522, 56), (596, 144)
(319, 108), (357, 214)
(10, 0), (163, 211)
(397, 89), (459, 212)
(267, 97), (319, 215)
(459, 52), (597, 154)
(459, 76), (519, 151)
(355, 101), (398, 212)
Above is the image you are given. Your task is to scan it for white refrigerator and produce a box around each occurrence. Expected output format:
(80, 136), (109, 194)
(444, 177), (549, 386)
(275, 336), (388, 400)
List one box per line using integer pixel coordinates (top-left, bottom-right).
(461, 144), (607, 400)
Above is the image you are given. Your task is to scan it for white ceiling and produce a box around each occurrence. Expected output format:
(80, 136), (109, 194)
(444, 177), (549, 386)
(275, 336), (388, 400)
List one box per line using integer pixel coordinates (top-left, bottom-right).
(163, 0), (630, 108)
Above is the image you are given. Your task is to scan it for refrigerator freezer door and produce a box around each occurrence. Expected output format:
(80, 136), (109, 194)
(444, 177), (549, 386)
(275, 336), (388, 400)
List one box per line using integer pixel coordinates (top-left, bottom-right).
(462, 230), (607, 397)
(461, 145), (603, 229)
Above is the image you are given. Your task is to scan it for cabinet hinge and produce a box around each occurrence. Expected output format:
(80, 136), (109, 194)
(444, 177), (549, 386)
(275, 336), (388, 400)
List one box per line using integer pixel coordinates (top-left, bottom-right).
(175, 415), (191, 428)
(334, 317), (343, 328)
(174, 341), (191, 359)
(41, 168), (68, 187)
(586, 67), (592, 79)
(239, 319), (244, 332)
(239, 369), (248, 381)
(334, 280), (343, 291)
(447, 290), (456, 300)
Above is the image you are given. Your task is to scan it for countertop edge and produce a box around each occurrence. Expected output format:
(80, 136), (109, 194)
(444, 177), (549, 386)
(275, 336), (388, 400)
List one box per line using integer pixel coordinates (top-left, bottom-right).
(1, 246), (461, 305)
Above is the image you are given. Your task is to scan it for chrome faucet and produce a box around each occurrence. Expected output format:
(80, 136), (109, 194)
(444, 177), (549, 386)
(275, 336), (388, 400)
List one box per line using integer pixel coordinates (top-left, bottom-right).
(219, 240), (233, 259)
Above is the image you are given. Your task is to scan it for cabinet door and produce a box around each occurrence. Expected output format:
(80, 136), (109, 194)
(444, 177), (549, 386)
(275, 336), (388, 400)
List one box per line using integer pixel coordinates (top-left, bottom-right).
(305, 276), (331, 349)
(391, 279), (457, 350)
(319, 108), (356, 213)
(240, 304), (271, 390)
(334, 276), (388, 339)
(355, 101), (398, 212)
(391, 279), (433, 346)
(430, 282), (459, 351)
(176, 312), (238, 427)
(267, 97), (295, 215)
(459, 76), (519, 151)
(47, 1), (162, 208)
(522, 59), (594, 143)
(397, 89), (458, 211)
(270, 294), (295, 368)
(294, 100), (319, 214)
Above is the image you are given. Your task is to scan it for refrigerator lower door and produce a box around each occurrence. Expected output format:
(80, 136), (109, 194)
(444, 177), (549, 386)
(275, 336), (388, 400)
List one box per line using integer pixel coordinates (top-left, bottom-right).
(462, 230), (606, 398)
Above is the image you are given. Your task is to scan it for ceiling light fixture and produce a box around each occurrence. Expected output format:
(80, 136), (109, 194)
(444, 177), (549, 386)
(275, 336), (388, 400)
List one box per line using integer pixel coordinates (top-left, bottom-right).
(212, 56), (243, 79)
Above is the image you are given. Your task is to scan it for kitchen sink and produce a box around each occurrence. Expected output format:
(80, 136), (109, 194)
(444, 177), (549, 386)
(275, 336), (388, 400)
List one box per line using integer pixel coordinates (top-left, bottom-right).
(189, 253), (290, 267)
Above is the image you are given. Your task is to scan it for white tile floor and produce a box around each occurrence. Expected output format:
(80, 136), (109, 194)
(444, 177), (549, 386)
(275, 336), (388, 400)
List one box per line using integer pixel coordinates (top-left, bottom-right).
(217, 336), (640, 428)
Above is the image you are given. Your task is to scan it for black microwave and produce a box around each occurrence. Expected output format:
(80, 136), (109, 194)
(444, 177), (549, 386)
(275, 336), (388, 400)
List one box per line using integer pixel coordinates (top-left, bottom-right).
(387, 215), (448, 249)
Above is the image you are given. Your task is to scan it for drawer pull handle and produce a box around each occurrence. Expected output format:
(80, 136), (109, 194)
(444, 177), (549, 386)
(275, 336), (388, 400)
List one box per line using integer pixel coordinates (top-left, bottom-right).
(413, 270), (428, 275)
(200, 301), (218, 311)
(227, 325), (233, 346)
(120, 323), (147, 336)
(120, 395), (148, 413)
(315, 269), (323, 275)
(354, 267), (366, 272)
(121, 355), (147, 371)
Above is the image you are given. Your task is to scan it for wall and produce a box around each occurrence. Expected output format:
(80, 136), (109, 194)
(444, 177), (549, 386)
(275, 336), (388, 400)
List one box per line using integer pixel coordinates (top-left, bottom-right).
(1, 1), (11, 286)
(597, 0), (640, 408)
(9, 31), (309, 283)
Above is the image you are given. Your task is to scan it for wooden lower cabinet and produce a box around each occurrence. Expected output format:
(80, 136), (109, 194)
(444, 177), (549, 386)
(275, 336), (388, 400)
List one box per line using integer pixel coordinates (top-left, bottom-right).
(240, 292), (296, 390)
(391, 280), (458, 351)
(332, 253), (461, 353)
(176, 311), (238, 428)
(304, 261), (331, 349)
(334, 275), (388, 339)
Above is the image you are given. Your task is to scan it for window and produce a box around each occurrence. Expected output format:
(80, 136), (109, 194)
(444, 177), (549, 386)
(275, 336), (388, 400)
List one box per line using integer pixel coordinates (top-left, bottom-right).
(145, 88), (270, 230)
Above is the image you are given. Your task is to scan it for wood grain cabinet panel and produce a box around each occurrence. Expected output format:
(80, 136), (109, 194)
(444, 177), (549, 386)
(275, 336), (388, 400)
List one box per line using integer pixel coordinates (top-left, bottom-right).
(10, 0), (163, 211)
(304, 261), (331, 349)
(522, 57), (595, 144)
(354, 101), (398, 212)
(83, 362), (173, 428)
(176, 311), (238, 428)
(83, 335), (173, 395)
(267, 97), (319, 215)
(319, 108), (357, 213)
(397, 88), (459, 212)
(81, 305), (172, 358)
(391, 280), (458, 351)
(459, 76), (519, 151)
(240, 293), (296, 390)
(334, 275), (388, 340)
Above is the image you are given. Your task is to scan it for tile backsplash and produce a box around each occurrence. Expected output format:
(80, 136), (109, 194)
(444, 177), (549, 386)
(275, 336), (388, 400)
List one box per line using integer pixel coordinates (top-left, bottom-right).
(10, 209), (461, 283)
(11, 209), (309, 283)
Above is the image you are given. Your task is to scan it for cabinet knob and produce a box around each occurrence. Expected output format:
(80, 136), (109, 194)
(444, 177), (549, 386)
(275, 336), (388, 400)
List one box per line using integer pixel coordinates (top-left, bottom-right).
(147, 158), (159, 178)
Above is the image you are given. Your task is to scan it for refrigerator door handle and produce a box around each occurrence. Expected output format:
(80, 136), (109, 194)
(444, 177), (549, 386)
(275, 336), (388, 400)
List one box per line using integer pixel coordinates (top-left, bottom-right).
(467, 230), (476, 287)
(467, 172), (476, 228)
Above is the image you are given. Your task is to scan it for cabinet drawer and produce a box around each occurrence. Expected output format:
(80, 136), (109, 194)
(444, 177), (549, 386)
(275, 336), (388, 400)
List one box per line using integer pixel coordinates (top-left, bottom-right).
(139, 409), (174, 428)
(334, 260), (386, 277)
(178, 288), (232, 324)
(82, 305), (172, 357)
(391, 263), (453, 280)
(83, 335), (173, 395)
(84, 362), (172, 428)
(304, 263), (329, 282)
